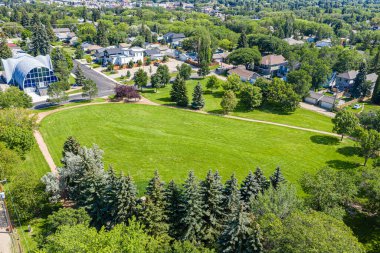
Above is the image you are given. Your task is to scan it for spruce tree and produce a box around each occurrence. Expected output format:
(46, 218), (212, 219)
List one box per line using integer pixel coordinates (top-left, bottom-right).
(180, 171), (203, 243)
(30, 13), (40, 27)
(253, 168), (269, 194)
(270, 167), (286, 189)
(371, 76), (380, 105)
(237, 31), (248, 49)
(75, 66), (86, 86)
(31, 21), (50, 56)
(164, 180), (183, 239)
(116, 173), (138, 224)
(223, 174), (241, 221)
(140, 170), (169, 237)
(21, 10), (30, 28)
(62, 136), (81, 157)
(371, 46), (380, 74)
(102, 167), (120, 229)
(200, 170), (225, 247)
(351, 61), (367, 98)
(218, 204), (263, 253)
(191, 82), (205, 110)
(240, 171), (260, 205)
(170, 76), (188, 107)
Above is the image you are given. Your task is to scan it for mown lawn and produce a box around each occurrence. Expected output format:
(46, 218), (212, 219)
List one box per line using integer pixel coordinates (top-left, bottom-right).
(142, 77), (334, 132)
(40, 103), (362, 192)
(345, 101), (380, 114)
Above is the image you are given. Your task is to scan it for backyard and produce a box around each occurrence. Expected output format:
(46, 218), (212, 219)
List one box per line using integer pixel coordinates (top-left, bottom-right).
(39, 103), (362, 192)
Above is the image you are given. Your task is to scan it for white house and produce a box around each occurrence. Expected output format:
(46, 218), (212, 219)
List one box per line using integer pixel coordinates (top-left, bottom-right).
(110, 47), (145, 65)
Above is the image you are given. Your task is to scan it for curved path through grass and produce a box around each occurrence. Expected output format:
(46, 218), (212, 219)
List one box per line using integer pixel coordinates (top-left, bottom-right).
(37, 102), (361, 192)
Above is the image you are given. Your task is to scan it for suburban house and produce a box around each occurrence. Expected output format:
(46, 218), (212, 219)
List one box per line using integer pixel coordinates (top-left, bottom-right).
(95, 47), (145, 66)
(316, 39), (332, 48)
(53, 28), (76, 42)
(283, 38), (304, 46)
(257, 54), (288, 77)
(304, 91), (337, 111)
(81, 43), (102, 53)
(228, 66), (261, 84)
(212, 51), (230, 63)
(163, 32), (186, 46)
(144, 48), (164, 60)
(335, 70), (379, 91)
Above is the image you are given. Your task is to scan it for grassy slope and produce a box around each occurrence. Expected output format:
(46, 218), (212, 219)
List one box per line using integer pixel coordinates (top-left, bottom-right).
(39, 103), (361, 192)
(142, 78), (334, 132)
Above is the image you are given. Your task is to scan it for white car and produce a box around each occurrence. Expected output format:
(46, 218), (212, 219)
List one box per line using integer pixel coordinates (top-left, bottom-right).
(352, 104), (362, 109)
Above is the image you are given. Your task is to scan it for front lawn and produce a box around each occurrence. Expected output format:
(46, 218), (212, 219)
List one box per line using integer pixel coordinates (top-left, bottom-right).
(40, 103), (361, 192)
(142, 78), (334, 132)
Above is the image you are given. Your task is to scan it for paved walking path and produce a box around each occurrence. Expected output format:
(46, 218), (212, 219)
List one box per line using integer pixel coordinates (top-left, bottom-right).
(34, 98), (338, 173)
(0, 200), (12, 253)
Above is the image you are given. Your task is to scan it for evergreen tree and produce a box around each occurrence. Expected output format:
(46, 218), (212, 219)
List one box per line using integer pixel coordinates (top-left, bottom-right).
(223, 174), (241, 221)
(51, 48), (70, 85)
(371, 46), (380, 74)
(170, 76), (188, 107)
(237, 31), (248, 49)
(62, 136), (81, 157)
(372, 76), (380, 105)
(75, 66), (86, 86)
(200, 170), (225, 247)
(0, 34), (12, 59)
(79, 168), (107, 229)
(31, 21), (50, 56)
(102, 167), (120, 229)
(97, 21), (109, 47)
(30, 13), (40, 27)
(253, 168), (269, 194)
(116, 173), (138, 224)
(240, 171), (260, 205)
(270, 167), (286, 189)
(191, 82), (205, 110)
(351, 61), (367, 98)
(218, 203), (263, 253)
(140, 170), (169, 237)
(180, 171), (203, 243)
(164, 180), (183, 239)
(21, 10), (30, 28)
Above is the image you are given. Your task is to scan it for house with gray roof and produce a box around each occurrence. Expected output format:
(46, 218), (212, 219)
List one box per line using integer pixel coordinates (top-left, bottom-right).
(336, 70), (378, 91)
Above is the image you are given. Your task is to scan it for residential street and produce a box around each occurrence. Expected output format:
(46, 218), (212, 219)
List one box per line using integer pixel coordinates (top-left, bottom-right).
(33, 60), (116, 109)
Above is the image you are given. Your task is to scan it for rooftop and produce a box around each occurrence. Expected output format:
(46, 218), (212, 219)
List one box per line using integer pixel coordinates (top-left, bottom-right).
(261, 54), (287, 66)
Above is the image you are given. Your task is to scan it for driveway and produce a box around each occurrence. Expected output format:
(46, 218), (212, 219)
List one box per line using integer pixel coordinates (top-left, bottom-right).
(0, 200), (12, 253)
(300, 102), (336, 118)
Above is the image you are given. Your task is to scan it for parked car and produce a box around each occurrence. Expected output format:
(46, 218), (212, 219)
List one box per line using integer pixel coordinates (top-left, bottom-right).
(352, 104), (362, 109)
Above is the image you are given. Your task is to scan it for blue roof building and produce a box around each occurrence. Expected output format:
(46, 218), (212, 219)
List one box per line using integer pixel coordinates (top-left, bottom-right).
(1, 54), (58, 92)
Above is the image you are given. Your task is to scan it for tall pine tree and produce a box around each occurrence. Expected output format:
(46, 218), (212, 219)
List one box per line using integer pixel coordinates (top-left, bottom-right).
(191, 82), (205, 110)
(116, 173), (138, 224)
(75, 66), (86, 86)
(102, 167), (120, 229)
(164, 180), (183, 239)
(170, 76), (188, 107)
(218, 203), (263, 253)
(180, 171), (204, 243)
(270, 167), (286, 189)
(351, 61), (367, 98)
(372, 75), (380, 105)
(240, 171), (260, 205)
(237, 31), (248, 49)
(200, 170), (225, 247)
(140, 170), (169, 237)
(31, 21), (50, 56)
(253, 168), (269, 194)
(223, 174), (241, 222)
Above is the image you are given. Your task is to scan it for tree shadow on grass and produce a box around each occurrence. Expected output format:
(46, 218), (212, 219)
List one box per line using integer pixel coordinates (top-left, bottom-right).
(157, 97), (173, 103)
(326, 160), (361, 170)
(208, 109), (225, 115)
(210, 91), (224, 99)
(310, 135), (340, 145)
(336, 146), (361, 157)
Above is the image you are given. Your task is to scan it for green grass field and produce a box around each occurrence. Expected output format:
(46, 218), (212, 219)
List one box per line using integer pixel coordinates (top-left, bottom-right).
(345, 101), (380, 114)
(142, 78), (334, 132)
(39, 103), (362, 192)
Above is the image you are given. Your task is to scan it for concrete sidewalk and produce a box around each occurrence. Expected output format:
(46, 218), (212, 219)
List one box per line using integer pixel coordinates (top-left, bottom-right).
(0, 200), (12, 253)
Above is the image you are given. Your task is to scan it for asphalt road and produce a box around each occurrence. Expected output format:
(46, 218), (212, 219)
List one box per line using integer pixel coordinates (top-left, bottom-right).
(33, 61), (116, 109)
